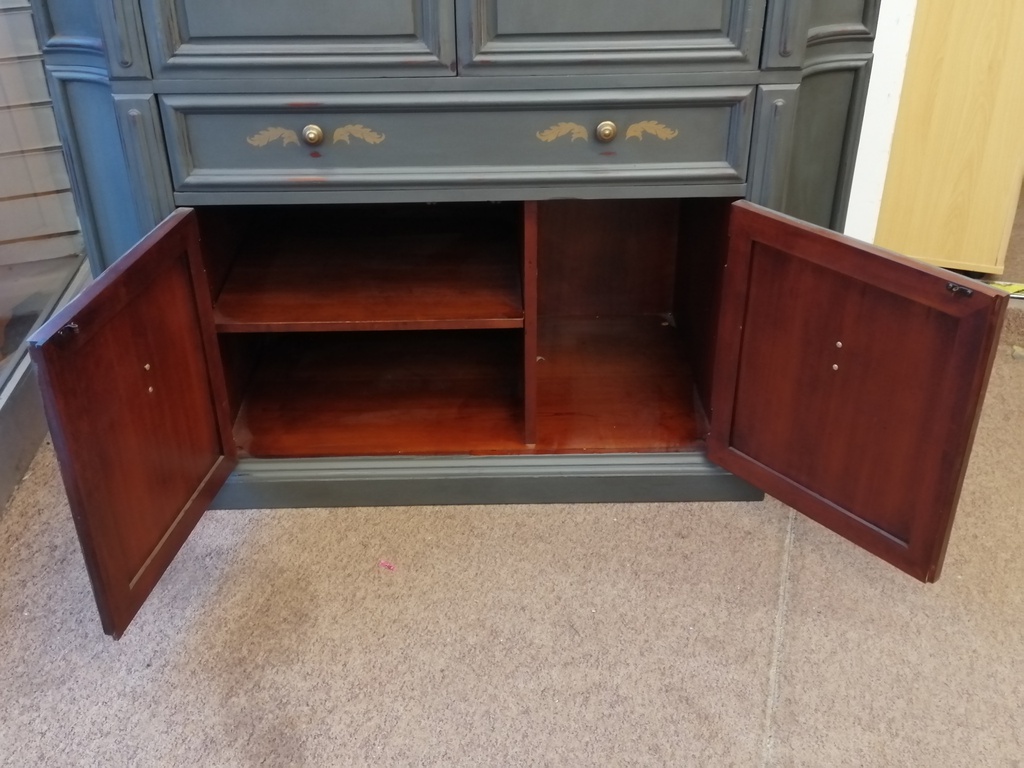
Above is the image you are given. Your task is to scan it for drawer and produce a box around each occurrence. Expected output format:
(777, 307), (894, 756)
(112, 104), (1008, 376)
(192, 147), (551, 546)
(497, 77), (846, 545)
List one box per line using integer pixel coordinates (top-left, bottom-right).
(160, 88), (755, 201)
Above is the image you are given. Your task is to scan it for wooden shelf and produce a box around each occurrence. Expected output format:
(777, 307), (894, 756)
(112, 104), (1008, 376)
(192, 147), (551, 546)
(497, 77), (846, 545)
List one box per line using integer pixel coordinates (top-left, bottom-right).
(234, 317), (704, 458)
(214, 230), (523, 333)
(534, 315), (706, 453)
(236, 331), (526, 457)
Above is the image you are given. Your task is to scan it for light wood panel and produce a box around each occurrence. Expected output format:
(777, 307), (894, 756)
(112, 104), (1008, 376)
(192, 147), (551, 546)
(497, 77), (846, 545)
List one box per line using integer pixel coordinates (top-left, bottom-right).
(875, 1), (1024, 273)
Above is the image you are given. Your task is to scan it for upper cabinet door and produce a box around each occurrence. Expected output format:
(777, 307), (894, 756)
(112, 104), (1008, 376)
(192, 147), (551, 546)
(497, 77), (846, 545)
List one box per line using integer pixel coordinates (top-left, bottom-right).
(708, 202), (1008, 582)
(29, 210), (237, 638)
(139, 0), (456, 80)
(456, 0), (765, 75)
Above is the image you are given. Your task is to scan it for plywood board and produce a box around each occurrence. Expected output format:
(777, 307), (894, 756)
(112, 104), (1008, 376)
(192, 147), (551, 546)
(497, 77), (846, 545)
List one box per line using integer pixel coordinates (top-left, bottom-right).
(875, 1), (1024, 273)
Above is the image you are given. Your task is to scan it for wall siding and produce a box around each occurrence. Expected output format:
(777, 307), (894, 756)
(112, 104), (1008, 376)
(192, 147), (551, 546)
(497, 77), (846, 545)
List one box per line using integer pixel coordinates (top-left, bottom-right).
(0, 1), (82, 262)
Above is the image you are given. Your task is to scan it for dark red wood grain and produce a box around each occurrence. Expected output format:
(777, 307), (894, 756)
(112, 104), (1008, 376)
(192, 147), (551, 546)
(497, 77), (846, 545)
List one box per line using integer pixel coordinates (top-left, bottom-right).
(535, 316), (705, 453)
(523, 201), (539, 446)
(236, 331), (525, 457)
(709, 201), (1008, 581)
(233, 316), (706, 458)
(29, 209), (235, 637)
(537, 199), (678, 317)
(675, 198), (734, 414)
(214, 231), (524, 332)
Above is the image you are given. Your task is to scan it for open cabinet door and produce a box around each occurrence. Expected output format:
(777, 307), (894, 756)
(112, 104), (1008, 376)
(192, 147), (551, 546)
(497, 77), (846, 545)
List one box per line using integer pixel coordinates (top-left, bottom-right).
(709, 202), (1008, 582)
(29, 210), (236, 637)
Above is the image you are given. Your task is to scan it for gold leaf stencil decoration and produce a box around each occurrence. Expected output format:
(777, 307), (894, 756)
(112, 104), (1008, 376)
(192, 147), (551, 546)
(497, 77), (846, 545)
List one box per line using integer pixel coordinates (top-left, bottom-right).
(246, 127), (300, 147)
(333, 125), (386, 144)
(625, 121), (679, 141)
(536, 122), (589, 142)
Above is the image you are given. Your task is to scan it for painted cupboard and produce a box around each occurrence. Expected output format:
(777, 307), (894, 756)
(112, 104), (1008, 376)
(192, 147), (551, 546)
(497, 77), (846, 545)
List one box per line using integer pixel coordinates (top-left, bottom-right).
(26, 0), (1008, 637)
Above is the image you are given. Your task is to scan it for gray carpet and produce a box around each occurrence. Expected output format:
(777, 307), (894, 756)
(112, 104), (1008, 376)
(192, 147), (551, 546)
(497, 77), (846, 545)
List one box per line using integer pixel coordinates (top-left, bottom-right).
(1, 314), (1021, 765)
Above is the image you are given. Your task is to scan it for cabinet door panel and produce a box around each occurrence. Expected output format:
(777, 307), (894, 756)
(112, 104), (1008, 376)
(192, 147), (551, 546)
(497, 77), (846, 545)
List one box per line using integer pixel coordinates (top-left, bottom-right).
(709, 202), (1007, 581)
(29, 210), (236, 638)
(457, 0), (764, 74)
(140, 0), (456, 79)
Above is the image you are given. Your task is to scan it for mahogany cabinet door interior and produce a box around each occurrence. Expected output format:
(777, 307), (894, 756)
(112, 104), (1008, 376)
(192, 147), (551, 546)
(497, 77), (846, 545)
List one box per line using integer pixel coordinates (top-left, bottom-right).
(709, 201), (1008, 581)
(25, 196), (1010, 641)
(29, 210), (237, 638)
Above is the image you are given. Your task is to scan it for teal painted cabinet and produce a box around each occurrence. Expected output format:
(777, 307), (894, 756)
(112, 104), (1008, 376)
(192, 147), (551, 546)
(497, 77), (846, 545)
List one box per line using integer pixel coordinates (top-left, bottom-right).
(138, 0), (457, 79)
(32, 1), (1005, 641)
(457, 0), (766, 74)
(33, 0), (882, 239)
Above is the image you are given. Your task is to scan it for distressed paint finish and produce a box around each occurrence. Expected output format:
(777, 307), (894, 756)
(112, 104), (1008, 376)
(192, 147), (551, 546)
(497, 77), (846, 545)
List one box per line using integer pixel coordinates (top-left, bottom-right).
(765, 0), (880, 229)
(458, 0), (766, 74)
(158, 88), (755, 197)
(26, 0), (879, 516)
(139, 0), (456, 79)
(763, 0), (880, 68)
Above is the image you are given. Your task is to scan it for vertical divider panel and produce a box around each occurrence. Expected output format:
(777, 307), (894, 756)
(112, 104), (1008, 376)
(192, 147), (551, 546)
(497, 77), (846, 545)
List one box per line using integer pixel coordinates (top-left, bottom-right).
(522, 201), (539, 446)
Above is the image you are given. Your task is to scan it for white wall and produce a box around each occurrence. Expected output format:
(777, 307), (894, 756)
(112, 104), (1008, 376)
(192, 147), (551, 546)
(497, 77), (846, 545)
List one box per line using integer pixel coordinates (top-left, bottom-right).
(844, 0), (917, 242)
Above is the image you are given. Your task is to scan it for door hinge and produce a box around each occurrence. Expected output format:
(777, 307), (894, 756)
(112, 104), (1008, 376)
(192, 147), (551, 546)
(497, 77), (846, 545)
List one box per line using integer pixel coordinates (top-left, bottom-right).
(946, 282), (974, 298)
(52, 322), (80, 346)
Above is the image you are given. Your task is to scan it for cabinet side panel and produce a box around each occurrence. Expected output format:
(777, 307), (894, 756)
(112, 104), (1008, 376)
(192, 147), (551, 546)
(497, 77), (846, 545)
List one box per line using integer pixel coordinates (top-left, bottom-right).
(675, 199), (733, 416)
(780, 56), (871, 229)
(94, 0), (152, 79)
(46, 67), (144, 271)
(747, 84), (800, 210)
(112, 95), (176, 232)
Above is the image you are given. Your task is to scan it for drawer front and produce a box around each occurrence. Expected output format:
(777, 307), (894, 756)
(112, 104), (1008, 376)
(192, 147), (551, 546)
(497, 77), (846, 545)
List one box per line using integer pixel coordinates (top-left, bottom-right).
(161, 89), (755, 198)
(140, 0), (456, 79)
(457, 0), (765, 75)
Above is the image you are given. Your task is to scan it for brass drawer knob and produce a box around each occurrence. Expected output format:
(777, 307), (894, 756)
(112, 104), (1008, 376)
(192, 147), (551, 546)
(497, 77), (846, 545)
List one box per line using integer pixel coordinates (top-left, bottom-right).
(595, 120), (617, 142)
(302, 124), (324, 145)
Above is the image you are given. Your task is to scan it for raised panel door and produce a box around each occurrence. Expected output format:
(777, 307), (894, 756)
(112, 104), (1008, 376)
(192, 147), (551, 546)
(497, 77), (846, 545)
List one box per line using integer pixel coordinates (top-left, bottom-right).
(140, 0), (457, 79)
(457, 0), (765, 75)
(709, 202), (1007, 581)
(28, 210), (236, 637)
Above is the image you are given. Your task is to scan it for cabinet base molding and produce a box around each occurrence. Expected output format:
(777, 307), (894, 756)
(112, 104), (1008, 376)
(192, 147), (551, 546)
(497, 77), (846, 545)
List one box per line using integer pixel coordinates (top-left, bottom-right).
(211, 454), (763, 509)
